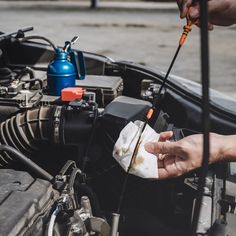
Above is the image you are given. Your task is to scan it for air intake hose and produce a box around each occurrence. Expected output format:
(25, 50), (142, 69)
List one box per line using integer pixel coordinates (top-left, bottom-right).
(0, 105), (95, 166)
(0, 106), (55, 165)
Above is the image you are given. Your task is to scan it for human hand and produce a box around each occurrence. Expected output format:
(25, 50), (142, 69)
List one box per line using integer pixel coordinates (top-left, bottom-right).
(177, 0), (236, 27)
(145, 132), (225, 179)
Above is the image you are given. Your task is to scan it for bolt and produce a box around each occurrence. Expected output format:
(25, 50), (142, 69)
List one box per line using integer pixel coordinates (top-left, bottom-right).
(71, 224), (81, 233)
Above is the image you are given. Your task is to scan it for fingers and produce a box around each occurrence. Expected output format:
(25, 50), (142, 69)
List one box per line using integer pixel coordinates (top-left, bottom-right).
(194, 19), (214, 30)
(188, 4), (214, 30)
(208, 23), (214, 31)
(158, 156), (180, 179)
(158, 167), (183, 179)
(158, 168), (170, 179)
(178, 1), (213, 30)
(158, 159), (164, 168)
(159, 131), (173, 142)
(188, 4), (199, 21)
(145, 131), (173, 156)
(179, 0), (193, 18)
(157, 158), (171, 179)
(145, 141), (179, 156)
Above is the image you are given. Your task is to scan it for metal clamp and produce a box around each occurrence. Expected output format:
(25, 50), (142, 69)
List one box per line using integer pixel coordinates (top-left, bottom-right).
(52, 106), (62, 144)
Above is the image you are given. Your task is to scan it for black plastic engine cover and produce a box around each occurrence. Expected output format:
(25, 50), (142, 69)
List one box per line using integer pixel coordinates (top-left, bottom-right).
(102, 96), (152, 143)
(0, 169), (56, 235)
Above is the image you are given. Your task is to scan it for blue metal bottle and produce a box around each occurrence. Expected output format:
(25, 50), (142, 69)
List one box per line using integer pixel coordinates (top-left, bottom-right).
(47, 48), (77, 96)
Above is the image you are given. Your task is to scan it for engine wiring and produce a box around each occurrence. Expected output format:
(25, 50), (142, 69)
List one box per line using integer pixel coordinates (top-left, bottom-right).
(47, 204), (63, 236)
(18, 35), (57, 52)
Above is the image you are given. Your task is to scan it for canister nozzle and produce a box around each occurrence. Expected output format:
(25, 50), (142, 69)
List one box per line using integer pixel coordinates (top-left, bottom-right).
(63, 36), (80, 52)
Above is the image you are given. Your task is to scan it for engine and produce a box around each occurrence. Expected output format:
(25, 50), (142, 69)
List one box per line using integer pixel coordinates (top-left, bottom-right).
(0, 28), (230, 236)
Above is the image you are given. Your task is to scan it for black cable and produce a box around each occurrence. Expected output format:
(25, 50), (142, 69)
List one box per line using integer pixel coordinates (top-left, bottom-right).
(18, 36), (57, 52)
(31, 92), (43, 107)
(21, 78), (43, 90)
(0, 145), (53, 182)
(17, 67), (41, 89)
(17, 67), (35, 81)
(0, 27), (34, 43)
(191, 0), (210, 235)
(68, 168), (82, 192)
(59, 160), (76, 176)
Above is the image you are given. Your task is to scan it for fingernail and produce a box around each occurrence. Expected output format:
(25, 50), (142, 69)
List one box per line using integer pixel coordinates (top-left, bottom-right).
(145, 143), (155, 153)
(190, 8), (199, 18)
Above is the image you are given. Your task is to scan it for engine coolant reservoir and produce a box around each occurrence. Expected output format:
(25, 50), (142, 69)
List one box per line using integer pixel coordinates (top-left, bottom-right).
(47, 48), (76, 96)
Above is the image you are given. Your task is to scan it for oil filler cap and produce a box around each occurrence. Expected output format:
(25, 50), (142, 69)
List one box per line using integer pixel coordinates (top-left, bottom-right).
(61, 87), (84, 101)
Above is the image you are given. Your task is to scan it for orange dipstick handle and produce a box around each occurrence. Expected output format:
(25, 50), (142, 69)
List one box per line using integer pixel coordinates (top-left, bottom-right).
(179, 5), (197, 46)
(146, 108), (154, 120)
(179, 20), (192, 46)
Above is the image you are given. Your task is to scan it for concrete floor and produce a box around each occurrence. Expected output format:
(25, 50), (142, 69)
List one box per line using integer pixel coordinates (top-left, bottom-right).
(0, 1), (236, 97)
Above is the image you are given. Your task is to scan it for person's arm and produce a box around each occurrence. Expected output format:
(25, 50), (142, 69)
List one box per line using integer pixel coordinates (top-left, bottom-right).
(177, 0), (236, 26)
(221, 134), (236, 161)
(145, 132), (236, 179)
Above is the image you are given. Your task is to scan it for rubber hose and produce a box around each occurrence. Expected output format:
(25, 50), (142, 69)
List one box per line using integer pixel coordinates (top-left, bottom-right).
(0, 144), (53, 181)
(0, 106), (55, 166)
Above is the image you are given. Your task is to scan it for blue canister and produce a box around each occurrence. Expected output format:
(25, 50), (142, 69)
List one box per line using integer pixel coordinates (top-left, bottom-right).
(47, 48), (77, 96)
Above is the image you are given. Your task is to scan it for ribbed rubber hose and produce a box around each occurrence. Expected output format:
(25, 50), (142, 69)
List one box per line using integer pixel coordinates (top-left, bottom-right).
(0, 106), (55, 166)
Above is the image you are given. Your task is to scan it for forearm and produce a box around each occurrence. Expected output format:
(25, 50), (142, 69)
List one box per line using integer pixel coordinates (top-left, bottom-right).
(220, 135), (236, 162)
(227, 0), (236, 25)
(208, 0), (236, 26)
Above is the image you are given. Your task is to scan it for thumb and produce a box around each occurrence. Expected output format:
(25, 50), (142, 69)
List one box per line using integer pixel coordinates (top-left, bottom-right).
(145, 141), (178, 155)
(159, 131), (173, 142)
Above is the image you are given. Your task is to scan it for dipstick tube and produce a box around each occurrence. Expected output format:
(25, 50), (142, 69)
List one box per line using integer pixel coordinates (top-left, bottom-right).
(117, 108), (154, 213)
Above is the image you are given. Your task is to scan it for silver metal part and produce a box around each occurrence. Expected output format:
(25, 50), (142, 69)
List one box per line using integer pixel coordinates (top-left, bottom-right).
(70, 209), (88, 236)
(185, 176), (212, 195)
(64, 36), (80, 52)
(89, 217), (111, 236)
(52, 106), (62, 144)
(84, 91), (96, 103)
(110, 213), (120, 236)
(192, 196), (212, 234)
(81, 196), (93, 216)
(71, 36), (80, 45)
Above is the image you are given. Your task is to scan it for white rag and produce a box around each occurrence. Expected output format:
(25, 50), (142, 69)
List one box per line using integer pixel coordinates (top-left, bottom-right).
(113, 121), (160, 178)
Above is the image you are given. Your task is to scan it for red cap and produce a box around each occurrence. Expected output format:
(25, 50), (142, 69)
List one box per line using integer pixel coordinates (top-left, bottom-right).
(61, 87), (85, 102)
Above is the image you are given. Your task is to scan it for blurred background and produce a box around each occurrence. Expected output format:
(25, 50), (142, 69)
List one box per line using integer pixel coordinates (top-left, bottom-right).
(0, 0), (236, 97)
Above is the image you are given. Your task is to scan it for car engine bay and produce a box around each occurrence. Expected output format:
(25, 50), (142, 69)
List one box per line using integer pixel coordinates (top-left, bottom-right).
(0, 27), (236, 236)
